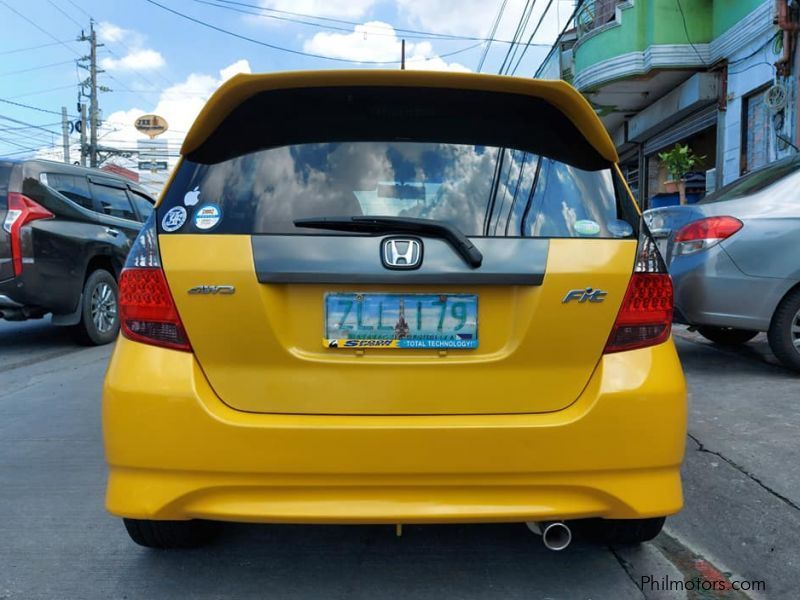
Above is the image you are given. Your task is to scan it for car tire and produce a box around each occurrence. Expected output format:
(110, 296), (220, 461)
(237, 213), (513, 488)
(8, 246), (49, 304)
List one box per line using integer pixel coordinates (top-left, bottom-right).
(577, 517), (665, 546)
(72, 269), (119, 346)
(123, 518), (218, 549)
(697, 326), (758, 346)
(768, 288), (800, 372)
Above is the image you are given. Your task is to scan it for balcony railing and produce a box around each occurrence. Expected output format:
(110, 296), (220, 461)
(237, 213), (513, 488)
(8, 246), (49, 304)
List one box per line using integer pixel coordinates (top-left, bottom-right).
(576, 0), (624, 38)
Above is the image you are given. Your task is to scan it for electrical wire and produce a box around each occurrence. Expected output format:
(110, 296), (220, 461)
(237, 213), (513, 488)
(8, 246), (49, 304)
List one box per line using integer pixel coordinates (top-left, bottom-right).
(0, 40), (75, 55)
(143, 0), (482, 64)
(0, 97), (77, 117)
(209, 0), (530, 44)
(498, 0), (535, 75)
(0, 0), (82, 58)
(675, 0), (705, 64)
(9, 84), (77, 99)
(534, 0), (585, 77)
(0, 60), (75, 78)
(510, 0), (555, 75)
(476, 0), (510, 72)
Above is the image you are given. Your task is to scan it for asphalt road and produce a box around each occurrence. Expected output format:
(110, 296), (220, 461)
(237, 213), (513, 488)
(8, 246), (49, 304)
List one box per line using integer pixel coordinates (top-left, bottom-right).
(1, 319), (797, 600)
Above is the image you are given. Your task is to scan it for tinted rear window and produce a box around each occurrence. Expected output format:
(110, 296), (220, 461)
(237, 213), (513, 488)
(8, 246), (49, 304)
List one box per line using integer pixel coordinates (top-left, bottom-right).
(41, 173), (93, 209)
(164, 142), (628, 238)
(161, 86), (636, 239)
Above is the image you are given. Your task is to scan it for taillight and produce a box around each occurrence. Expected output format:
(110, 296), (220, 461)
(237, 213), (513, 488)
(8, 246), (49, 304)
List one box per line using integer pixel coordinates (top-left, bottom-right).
(2, 192), (54, 276)
(118, 214), (191, 351)
(673, 216), (742, 256)
(604, 233), (673, 353)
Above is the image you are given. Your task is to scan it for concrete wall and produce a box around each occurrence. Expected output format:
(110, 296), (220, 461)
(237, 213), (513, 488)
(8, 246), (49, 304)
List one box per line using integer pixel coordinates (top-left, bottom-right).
(719, 27), (794, 184)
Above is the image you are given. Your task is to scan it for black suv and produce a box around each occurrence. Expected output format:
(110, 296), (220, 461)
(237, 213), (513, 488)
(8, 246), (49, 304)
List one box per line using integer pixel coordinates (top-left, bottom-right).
(0, 159), (155, 344)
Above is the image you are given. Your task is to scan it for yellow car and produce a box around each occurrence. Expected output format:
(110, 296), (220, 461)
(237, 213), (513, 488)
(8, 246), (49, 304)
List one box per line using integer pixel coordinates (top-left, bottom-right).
(103, 70), (687, 550)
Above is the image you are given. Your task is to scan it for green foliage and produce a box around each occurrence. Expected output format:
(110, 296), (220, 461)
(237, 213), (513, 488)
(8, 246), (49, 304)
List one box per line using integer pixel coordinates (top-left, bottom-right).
(658, 143), (705, 181)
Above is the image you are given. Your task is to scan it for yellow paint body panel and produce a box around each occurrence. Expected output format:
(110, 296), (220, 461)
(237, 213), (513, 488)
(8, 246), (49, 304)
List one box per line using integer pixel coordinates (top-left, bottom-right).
(104, 335), (686, 522)
(104, 71), (686, 524)
(158, 236), (638, 415)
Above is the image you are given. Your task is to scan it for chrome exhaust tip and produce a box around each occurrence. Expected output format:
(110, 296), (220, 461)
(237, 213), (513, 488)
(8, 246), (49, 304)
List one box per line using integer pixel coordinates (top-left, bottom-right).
(526, 521), (572, 551)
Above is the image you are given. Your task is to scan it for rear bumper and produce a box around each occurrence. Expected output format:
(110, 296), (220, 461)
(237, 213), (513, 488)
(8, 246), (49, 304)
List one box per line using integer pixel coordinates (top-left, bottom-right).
(670, 245), (783, 331)
(103, 337), (687, 523)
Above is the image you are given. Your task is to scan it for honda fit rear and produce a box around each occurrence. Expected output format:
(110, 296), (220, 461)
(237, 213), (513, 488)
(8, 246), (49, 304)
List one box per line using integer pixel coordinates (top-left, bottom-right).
(103, 70), (687, 549)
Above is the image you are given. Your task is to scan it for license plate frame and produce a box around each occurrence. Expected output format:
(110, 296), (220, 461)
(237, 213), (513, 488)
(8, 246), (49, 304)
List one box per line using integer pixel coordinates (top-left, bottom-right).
(324, 292), (478, 349)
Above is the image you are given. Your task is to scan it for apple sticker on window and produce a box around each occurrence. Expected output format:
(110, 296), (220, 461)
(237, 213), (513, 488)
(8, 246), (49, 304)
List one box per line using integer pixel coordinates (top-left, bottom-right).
(184, 186), (201, 206)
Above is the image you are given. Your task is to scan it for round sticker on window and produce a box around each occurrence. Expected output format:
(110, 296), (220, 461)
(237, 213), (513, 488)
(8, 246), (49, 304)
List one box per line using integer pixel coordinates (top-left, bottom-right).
(161, 206), (187, 232)
(193, 204), (222, 230)
(574, 219), (601, 236)
(608, 219), (634, 238)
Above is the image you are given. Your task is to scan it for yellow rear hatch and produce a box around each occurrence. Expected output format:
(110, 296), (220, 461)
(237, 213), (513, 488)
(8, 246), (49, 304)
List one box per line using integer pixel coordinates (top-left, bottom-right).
(155, 71), (641, 416)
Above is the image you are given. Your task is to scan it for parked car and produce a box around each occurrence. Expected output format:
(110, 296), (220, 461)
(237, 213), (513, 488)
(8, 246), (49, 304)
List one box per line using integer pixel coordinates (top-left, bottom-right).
(104, 70), (686, 550)
(644, 155), (800, 370)
(0, 159), (155, 344)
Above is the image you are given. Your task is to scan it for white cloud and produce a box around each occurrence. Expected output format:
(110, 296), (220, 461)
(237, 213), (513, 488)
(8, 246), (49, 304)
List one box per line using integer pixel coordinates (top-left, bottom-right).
(97, 21), (165, 72)
(304, 21), (469, 71)
(397, 0), (568, 43)
(101, 49), (166, 71)
(97, 22), (132, 44)
(258, 0), (377, 19)
(101, 60), (252, 144)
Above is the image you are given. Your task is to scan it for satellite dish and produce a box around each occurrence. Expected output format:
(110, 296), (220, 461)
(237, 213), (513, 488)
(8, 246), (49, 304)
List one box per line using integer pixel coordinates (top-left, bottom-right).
(134, 114), (169, 139)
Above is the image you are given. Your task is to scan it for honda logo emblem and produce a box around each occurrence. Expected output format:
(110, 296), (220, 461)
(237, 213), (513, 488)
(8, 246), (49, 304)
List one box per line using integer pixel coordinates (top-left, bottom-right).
(381, 237), (423, 270)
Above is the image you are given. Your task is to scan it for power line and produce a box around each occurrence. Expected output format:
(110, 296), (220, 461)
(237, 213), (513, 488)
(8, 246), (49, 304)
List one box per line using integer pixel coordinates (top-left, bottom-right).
(510, 0), (555, 75)
(208, 0), (536, 44)
(499, 0), (535, 75)
(0, 40), (75, 55)
(47, 0), (84, 28)
(0, 97), (77, 118)
(476, 0), (509, 72)
(9, 84), (76, 99)
(0, 60), (75, 78)
(0, 114), (63, 135)
(0, 0), (83, 58)
(143, 0), (482, 64)
(534, 0), (585, 78)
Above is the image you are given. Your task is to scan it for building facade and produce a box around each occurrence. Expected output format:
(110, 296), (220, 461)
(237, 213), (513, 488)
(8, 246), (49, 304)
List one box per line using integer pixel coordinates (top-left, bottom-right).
(541, 0), (796, 207)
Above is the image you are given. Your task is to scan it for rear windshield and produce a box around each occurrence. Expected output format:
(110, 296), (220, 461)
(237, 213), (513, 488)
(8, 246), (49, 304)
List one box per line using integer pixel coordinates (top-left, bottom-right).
(162, 142), (631, 238)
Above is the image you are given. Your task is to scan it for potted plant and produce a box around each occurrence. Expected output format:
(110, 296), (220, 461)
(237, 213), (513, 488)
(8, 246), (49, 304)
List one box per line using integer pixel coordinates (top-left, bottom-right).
(658, 144), (705, 203)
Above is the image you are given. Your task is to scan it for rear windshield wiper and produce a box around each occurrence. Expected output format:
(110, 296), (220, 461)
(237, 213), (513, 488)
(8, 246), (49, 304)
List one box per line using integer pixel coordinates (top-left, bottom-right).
(294, 216), (483, 268)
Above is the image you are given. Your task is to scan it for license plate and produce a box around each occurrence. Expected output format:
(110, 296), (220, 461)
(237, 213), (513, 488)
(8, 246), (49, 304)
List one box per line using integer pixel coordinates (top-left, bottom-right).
(324, 293), (478, 349)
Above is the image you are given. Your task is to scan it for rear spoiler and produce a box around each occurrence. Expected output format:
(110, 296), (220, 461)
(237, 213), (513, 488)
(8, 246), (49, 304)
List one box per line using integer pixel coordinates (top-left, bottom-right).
(180, 70), (618, 166)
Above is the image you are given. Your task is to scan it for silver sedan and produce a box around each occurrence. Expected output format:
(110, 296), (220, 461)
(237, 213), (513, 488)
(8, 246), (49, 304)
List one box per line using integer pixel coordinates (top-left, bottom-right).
(644, 156), (800, 371)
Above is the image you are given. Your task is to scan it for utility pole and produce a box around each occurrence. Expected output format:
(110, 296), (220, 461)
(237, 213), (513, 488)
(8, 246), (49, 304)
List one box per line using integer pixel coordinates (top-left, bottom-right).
(401, 39), (406, 70)
(79, 103), (87, 167)
(61, 106), (70, 164)
(78, 20), (104, 168)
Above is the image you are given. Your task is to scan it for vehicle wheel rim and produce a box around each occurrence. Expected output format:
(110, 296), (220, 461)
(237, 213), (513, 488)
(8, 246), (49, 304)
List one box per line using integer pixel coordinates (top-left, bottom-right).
(91, 282), (117, 333)
(792, 307), (800, 353)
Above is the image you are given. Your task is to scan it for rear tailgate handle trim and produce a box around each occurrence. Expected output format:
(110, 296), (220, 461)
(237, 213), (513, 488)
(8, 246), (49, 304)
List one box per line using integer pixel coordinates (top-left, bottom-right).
(252, 235), (548, 286)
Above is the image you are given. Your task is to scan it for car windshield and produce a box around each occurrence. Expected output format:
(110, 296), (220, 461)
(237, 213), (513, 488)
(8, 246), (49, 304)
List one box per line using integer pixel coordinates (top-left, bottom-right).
(164, 141), (630, 239)
(699, 157), (800, 204)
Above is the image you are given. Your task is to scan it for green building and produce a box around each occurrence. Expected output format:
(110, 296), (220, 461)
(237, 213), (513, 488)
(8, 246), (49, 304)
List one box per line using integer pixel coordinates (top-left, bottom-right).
(540, 0), (793, 208)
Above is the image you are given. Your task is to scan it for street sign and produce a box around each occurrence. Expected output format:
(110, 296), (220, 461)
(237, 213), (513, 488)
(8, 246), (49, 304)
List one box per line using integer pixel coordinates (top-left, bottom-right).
(137, 138), (169, 173)
(134, 114), (169, 138)
(138, 161), (168, 171)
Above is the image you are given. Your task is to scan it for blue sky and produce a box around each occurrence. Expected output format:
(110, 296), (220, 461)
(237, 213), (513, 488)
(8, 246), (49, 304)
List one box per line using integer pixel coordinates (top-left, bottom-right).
(0, 0), (572, 179)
